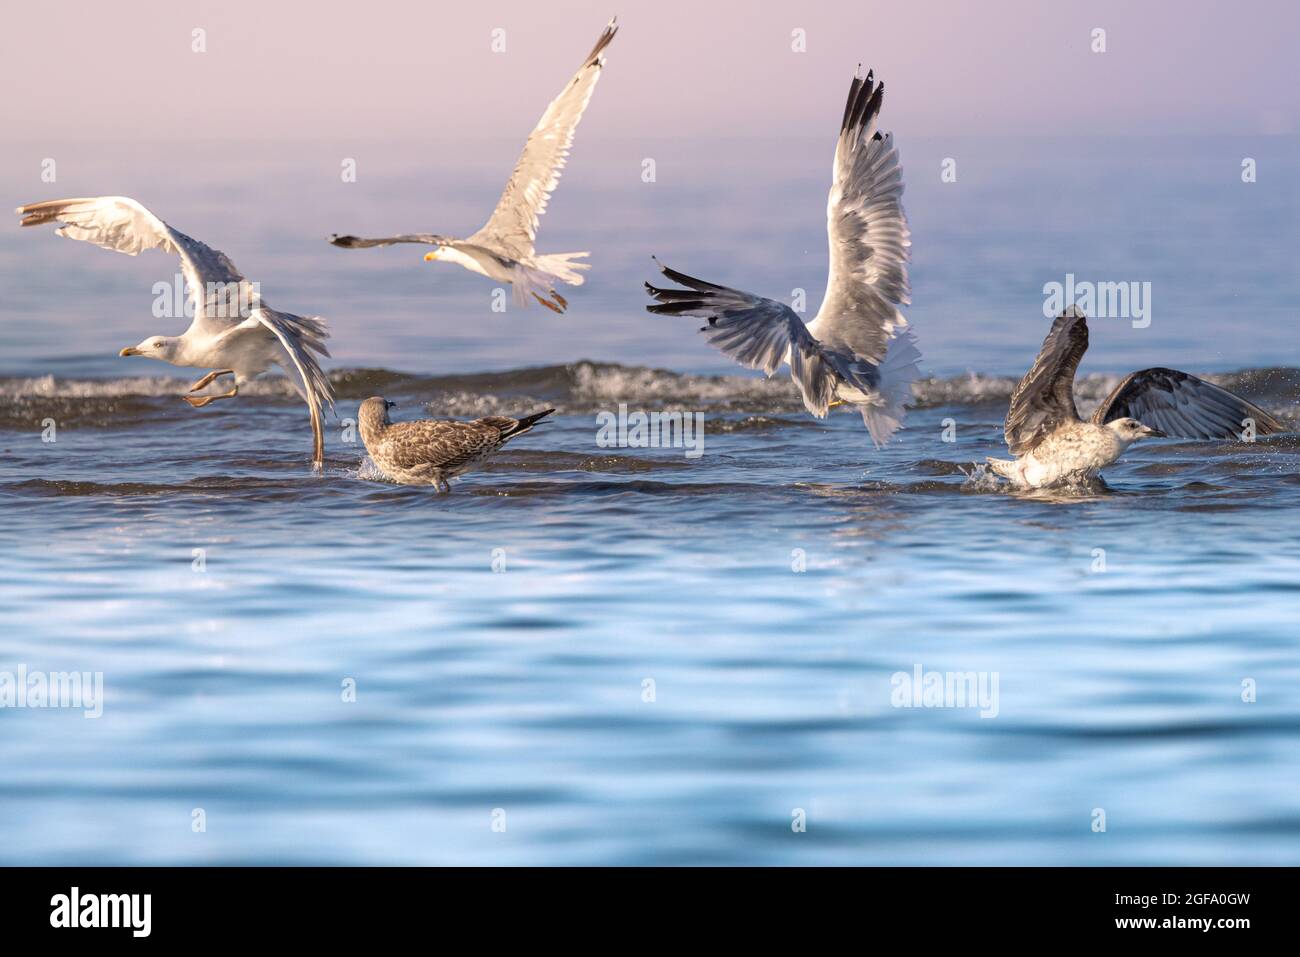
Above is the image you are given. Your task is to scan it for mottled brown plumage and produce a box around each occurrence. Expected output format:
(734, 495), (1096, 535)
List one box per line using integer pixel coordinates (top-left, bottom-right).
(357, 396), (553, 491)
(1002, 308), (1090, 456)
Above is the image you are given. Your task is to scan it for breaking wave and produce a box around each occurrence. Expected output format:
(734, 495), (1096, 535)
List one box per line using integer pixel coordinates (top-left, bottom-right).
(2, 360), (1297, 429)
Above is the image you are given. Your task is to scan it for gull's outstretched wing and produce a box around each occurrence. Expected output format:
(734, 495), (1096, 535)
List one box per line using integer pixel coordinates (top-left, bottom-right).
(806, 69), (911, 367)
(329, 233), (449, 249)
(467, 18), (617, 260)
(645, 261), (840, 417)
(1005, 309), (1090, 455)
(16, 196), (257, 336)
(232, 307), (335, 469)
(1091, 368), (1285, 439)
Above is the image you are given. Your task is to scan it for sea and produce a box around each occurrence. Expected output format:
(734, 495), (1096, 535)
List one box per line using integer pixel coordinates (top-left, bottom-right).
(1, 134), (1298, 864)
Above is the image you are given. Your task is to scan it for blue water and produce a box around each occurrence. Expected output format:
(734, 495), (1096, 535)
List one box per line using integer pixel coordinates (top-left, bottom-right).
(1, 137), (1298, 864)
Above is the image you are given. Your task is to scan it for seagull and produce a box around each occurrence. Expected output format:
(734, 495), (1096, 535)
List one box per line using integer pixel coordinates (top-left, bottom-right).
(358, 397), (554, 491)
(328, 18), (618, 314)
(16, 196), (334, 469)
(986, 307), (1285, 488)
(644, 68), (921, 446)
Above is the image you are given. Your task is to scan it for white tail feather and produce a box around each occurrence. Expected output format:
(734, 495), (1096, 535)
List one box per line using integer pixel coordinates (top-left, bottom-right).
(532, 251), (589, 286)
(511, 252), (590, 308)
(857, 329), (921, 447)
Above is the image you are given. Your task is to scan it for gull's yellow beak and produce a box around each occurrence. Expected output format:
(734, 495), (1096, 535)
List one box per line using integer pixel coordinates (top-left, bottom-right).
(423, 251), (438, 262)
(119, 347), (141, 357)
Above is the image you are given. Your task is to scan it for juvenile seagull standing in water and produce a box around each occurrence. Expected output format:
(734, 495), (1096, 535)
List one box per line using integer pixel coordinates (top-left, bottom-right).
(358, 397), (554, 491)
(329, 18), (618, 314)
(987, 307), (1284, 488)
(645, 68), (921, 446)
(16, 196), (334, 469)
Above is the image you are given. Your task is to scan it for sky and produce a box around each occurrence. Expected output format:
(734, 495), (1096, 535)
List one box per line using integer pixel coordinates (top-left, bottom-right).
(2, 0), (1297, 144)
(2, 0), (1296, 378)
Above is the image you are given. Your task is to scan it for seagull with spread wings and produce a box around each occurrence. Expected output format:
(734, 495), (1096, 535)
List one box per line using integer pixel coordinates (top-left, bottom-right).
(329, 18), (618, 314)
(987, 307), (1284, 488)
(16, 196), (334, 469)
(645, 68), (921, 446)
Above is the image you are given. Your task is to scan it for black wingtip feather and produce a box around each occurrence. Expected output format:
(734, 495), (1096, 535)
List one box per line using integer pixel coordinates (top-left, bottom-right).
(646, 285), (710, 303)
(507, 408), (556, 437)
(583, 17), (619, 67)
(840, 76), (862, 131)
(840, 68), (884, 138)
(655, 262), (728, 293)
(646, 301), (709, 317)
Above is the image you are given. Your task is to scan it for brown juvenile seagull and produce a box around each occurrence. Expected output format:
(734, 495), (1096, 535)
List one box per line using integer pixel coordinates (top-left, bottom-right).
(357, 397), (554, 491)
(987, 307), (1285, 488)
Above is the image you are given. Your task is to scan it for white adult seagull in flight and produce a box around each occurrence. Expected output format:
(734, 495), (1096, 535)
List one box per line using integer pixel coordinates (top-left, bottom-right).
(987, 307), (1285, 488)
(16, 196), (334, 469)
(329, 17), (618, 314)
(645, 68), (921, 446)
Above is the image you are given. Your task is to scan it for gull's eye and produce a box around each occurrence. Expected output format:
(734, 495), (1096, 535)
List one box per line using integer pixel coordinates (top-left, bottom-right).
(153, 341), (164, 348)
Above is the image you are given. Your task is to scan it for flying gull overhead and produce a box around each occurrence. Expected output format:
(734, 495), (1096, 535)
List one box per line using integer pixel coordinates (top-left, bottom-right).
(645, 68), (921, 446)
(329, 18), (618, 314)
(986, 307), (1284, 488)
(358, 397), (554, 491)
(16, 196), (334, 469)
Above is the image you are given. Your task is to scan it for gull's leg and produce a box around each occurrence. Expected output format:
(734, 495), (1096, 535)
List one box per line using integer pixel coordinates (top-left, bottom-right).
(183, 384), (238, 408)
(309, 401), (324, 472)
(187, 369), (235, 393)
(551, 289), (568, 310)
(532, 293), (564, 315)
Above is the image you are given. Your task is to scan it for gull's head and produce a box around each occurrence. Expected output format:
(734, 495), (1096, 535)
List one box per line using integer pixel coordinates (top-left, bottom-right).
(119, 335), (181, 362)
(423, 246), (448, 263)
(1106, 416), (1165, 445)
(359, 396), (396, 431)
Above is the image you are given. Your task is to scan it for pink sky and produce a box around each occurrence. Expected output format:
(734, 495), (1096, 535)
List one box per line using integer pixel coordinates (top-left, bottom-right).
(3, 0), (1296, 143)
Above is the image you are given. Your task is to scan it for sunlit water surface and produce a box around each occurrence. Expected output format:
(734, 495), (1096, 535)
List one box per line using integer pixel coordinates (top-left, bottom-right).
(1, 138), (1298, 864)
